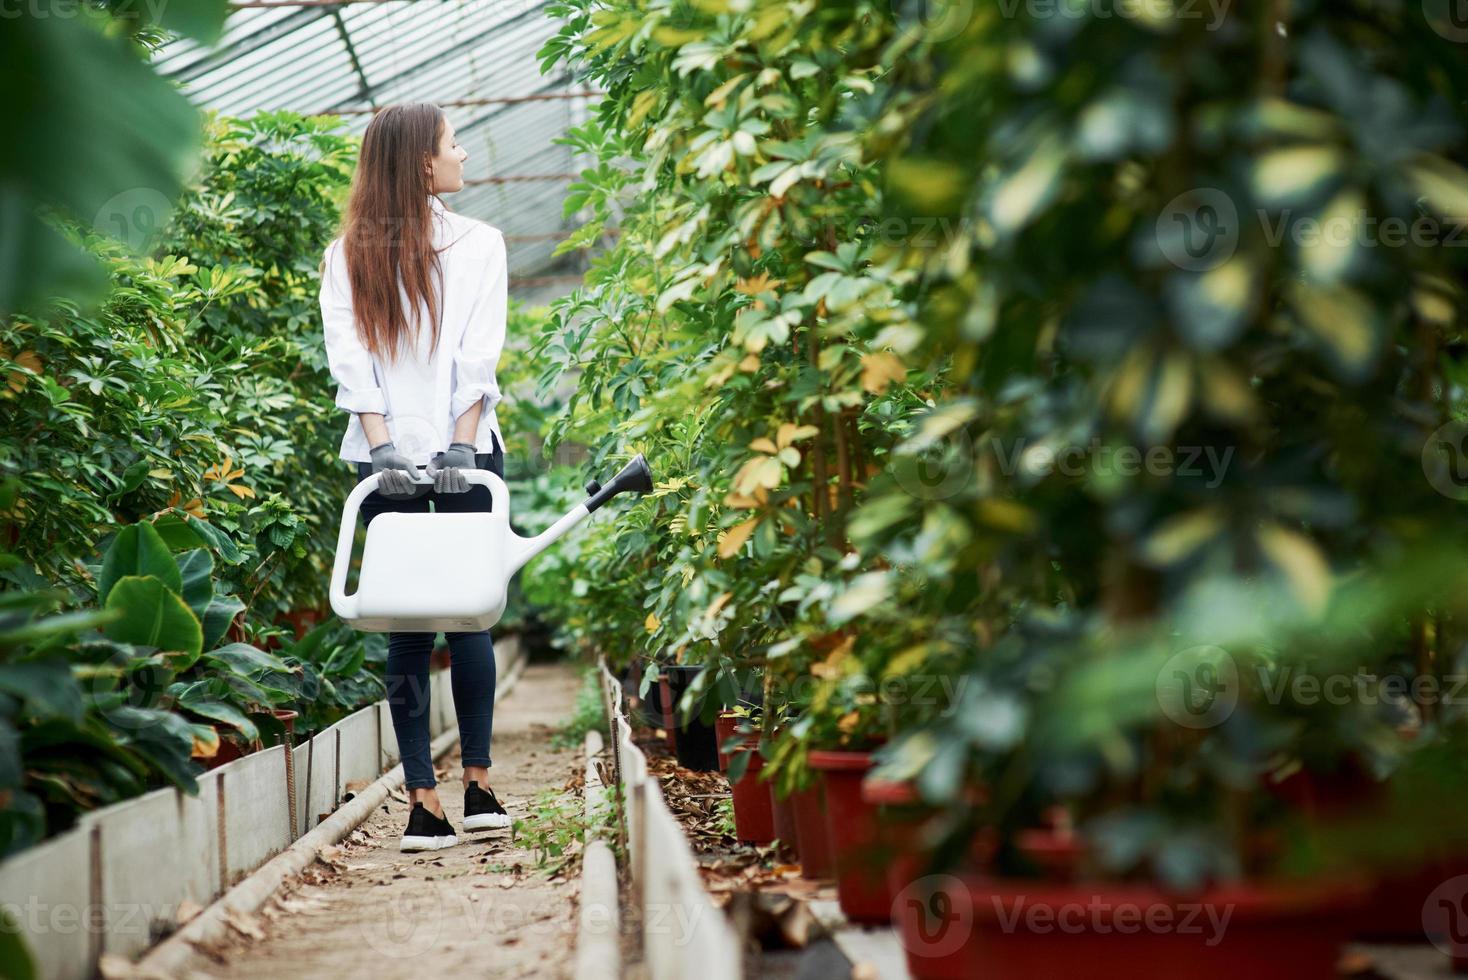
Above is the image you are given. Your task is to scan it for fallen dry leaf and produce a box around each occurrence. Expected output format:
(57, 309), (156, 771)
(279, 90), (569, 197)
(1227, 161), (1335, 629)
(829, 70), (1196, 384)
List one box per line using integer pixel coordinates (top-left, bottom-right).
(223, 909), (264, 940)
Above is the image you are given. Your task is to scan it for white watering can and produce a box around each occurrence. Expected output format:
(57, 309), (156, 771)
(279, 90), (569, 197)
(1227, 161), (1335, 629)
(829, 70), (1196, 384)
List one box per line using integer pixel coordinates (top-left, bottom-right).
(329, 455), (653, 632)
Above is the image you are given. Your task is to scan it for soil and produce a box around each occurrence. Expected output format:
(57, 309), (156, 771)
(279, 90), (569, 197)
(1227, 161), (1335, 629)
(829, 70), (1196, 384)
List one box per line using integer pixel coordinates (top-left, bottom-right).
(175, 663), (584, 980)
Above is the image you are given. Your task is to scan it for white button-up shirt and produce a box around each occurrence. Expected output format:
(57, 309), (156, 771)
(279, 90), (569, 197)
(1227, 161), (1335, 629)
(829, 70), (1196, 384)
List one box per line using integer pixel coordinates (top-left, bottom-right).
(319, 193), (506, 465)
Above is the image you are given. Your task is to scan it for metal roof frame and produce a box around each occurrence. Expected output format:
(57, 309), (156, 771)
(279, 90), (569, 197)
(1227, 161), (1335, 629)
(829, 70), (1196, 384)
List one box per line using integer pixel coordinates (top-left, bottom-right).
(152, 0), (593, 300)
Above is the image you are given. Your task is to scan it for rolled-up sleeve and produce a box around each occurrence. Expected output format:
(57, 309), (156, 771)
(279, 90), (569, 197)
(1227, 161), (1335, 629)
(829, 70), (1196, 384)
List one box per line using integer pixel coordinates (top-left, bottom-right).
(451, 227), (508, 419)
(319, 240), (387, 416)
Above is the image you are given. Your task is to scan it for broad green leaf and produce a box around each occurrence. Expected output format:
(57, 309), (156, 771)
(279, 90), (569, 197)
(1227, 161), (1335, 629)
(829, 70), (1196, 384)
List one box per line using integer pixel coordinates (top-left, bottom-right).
(1251, 146), (1341, 207)
(176, 548), (214, 616)
(98, 523), (181, 603)
(1258, 524), (1332, 616)
(1406, 155), (1468, 221)
(102, 576), (203, 666)
(204, 642), (293, 677)
(1140, 509), (1225, 567)
(987, 139), (1065, 235)
(0, 662), (82, 723)
(151, 512), (208, 552)
(0, 907), (35, 980)
(0, 13), (208, 315)
(1288, 280), (1381, 381)
(201, 595), (246, 650)
(175, 697), (259, 743)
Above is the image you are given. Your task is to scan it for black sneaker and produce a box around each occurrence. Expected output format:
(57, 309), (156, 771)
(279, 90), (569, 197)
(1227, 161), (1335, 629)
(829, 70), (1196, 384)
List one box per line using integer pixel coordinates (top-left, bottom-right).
(463, 780), (511, 831)
(400, 801), (457, 852)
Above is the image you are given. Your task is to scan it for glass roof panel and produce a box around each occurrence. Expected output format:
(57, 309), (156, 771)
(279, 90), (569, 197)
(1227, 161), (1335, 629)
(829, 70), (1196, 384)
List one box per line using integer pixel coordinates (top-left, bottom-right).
(151, 0), (590, 301)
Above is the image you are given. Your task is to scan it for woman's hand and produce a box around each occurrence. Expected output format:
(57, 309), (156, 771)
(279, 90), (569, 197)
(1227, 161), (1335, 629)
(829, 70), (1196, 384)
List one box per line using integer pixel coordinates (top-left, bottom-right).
(427, 442), (476, 493)
(369, 441), (421, 499)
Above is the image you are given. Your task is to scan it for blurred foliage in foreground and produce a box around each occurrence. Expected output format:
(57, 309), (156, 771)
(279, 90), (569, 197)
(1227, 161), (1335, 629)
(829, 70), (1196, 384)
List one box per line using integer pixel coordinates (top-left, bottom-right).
(525, 0), (1468, 885)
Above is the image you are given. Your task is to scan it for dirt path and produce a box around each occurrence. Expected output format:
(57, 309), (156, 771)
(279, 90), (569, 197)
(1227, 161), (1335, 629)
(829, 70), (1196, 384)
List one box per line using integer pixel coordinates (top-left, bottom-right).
(180, 662), (584, 980)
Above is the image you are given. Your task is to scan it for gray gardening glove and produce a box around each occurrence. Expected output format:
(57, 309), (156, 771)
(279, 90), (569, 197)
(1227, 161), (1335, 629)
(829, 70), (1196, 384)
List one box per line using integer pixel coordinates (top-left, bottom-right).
(427, 441), (476, 493)
(369, 441), (420, 499)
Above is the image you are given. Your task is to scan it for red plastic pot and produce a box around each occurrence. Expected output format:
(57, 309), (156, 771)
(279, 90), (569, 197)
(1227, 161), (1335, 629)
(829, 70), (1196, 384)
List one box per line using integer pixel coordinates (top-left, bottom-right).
(1352, 851), (1468, 941)
(1264, 757), (1382, 822)
(273, 708), (299, 737)
(714, 712), (773, 843)
(811, 749), (891, 922)
(714, 711), (738, 770)
(275, 609), (321, 642)
(203, 737), (247, 770)
(791, 780), (834, 879)
(1017, 827), (1085, 882)
(869, 779), (999, 934)
(729, 752), (775, 844)
(894, 875), (1368, 980)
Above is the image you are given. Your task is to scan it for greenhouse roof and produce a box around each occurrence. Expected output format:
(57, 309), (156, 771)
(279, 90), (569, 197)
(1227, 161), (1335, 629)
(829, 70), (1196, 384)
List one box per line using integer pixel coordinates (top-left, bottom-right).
(150, 0), (592, 305)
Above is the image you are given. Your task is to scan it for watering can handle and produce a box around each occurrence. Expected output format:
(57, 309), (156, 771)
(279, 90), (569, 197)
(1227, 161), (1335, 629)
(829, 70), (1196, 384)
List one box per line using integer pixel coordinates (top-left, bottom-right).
(328, 469), (511, 621)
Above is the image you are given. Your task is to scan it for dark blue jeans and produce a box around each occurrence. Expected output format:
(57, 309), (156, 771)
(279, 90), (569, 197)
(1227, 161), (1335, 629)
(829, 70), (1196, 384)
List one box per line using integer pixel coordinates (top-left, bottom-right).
(355, 434), (502, 789)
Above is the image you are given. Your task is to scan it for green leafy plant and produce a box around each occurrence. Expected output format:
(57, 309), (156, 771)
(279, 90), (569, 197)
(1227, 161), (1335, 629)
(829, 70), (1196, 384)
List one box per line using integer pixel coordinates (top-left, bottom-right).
(551, 667), (610, 750)
(528, 0), (1468, 894)
(515, 789), (618, 878)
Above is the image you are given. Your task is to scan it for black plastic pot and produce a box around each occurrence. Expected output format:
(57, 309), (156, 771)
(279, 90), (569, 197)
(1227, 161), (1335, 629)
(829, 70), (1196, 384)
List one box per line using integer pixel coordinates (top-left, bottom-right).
(664, 664), (721, 771)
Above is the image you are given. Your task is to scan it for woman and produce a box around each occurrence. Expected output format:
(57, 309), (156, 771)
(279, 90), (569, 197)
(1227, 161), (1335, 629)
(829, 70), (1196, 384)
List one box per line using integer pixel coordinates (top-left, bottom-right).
(319, 103), (511, 852)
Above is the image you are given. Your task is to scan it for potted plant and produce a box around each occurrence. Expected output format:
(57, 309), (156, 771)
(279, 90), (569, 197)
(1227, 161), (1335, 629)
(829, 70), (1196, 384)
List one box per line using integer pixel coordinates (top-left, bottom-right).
(718, 706), (776, 843)
(877, 566), (1468, 979)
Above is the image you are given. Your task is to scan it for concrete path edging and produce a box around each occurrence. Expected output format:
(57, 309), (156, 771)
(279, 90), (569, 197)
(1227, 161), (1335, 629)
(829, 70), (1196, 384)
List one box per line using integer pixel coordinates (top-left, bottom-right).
(575, 728), (620, 980)
(131, 650), (528, 978)
(594, 659), (742, 980)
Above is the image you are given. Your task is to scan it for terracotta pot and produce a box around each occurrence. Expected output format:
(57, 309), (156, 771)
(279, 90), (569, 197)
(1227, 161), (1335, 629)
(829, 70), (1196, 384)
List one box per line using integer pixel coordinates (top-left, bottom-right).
(870, 779), (999, 929)
(811, 749), (891, 922)
(729, 752), (775, 844)
(272, 708), (299, 735)
(274, 609), (321, 642)
(791, 780), (834, 879)
(1265, 757), (1382, 823)
(715, 711), (737, 771)
(203, 737), (247, 770)
(894, 875), (1369, 980)
(1017, 827), (1086, 882)
(1353, 851), (1468, 941)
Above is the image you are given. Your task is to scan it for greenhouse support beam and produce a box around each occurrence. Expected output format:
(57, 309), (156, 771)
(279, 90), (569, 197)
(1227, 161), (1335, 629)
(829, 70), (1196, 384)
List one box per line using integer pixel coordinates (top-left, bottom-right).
(321, 90), (605, 115)
(329, 6), (375, 109)
(169, 5), (331, 84)
(313, 0), (553, 115)
(464, 173), (580, 184)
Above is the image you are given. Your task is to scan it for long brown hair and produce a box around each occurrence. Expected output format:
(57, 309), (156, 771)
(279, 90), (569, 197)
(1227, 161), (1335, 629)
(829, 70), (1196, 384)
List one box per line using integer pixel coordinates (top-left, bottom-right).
(334, 103), (451, 364)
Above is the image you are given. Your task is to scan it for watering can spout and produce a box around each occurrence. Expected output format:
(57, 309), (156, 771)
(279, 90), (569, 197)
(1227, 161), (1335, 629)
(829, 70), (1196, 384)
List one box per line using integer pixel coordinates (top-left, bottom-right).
(509, 454), (654, 574)
(587, 454), (655, 512)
